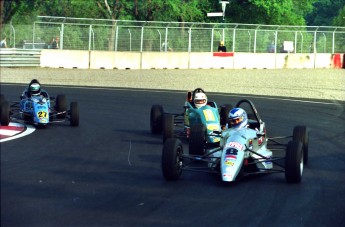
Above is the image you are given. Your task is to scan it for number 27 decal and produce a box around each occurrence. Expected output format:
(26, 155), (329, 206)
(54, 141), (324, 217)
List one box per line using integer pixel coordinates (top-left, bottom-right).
(37, 111), (48, 118)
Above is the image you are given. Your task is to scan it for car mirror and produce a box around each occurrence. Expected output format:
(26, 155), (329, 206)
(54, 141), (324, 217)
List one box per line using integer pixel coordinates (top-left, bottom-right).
(212, 130), (222, 135)
(256, 132), (265, 137)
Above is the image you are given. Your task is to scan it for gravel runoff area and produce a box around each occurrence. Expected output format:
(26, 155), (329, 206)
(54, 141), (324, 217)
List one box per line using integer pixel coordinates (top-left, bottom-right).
(0, 68), (344, 101)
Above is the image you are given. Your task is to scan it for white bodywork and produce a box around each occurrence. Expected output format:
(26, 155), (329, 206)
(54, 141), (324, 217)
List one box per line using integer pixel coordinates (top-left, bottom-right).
(210, 125), (273, 182)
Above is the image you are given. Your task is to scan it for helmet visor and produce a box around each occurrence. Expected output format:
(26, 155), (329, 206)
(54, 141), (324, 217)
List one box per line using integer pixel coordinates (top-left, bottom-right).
(230, 117), (242, 125)
(195, 99), (206, 104)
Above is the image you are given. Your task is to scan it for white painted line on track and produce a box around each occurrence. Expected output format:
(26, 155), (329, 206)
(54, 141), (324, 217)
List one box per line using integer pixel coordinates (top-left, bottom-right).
(0, 122), (36, 143)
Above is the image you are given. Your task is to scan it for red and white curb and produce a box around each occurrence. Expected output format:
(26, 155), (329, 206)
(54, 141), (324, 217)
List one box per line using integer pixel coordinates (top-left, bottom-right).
(0, 122), (35, 142)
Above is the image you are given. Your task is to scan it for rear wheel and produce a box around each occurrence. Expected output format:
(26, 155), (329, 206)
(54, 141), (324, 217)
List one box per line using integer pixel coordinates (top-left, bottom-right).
(0, 101), (10, 126)
(285, 140), (303, 183)
(189, 124), (206, 155)
(150, 105), (164, 134)
(55, 95), (67, 119)
(70, 102), (79, 127)
(163, 114), (174, 142)
(162, 138), (183, 181)
(293, 125), (309, 164)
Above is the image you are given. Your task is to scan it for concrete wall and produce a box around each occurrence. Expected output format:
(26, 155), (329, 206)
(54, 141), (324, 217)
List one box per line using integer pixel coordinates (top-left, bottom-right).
(141, 52), (189, 69)
(41, 50), (89, 69)
(40, 50), (345, 70)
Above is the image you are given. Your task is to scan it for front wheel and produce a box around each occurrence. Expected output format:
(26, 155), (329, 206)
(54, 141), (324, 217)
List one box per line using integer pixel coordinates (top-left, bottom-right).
(0, 101), (10, 126)
(189, 124), (206, 155)
(293, 125), (309, 164)
(70, 102), (79, 127)
(55, 95), (67, 119)
(162, 138), (183, 181)
(285, 140), (303, 183)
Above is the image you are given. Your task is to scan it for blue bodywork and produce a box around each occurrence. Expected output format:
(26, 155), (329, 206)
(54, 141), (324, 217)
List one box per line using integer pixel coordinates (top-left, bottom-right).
(20, 96), (50, 125)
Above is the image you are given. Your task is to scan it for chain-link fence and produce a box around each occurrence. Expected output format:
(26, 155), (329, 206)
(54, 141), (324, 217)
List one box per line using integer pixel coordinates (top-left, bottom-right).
(1, 16), (345, 53)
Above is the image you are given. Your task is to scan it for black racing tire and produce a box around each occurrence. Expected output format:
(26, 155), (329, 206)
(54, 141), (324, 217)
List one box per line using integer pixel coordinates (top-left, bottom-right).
(285, 140), (303, 183)
(0, 101), (10, 126)
(55, 95), (67, 119)
(163, 114), (174, 142)
(150, 105), (164, 134)
(189, 124), (206, 155)
(70, 102), (79, 127)
(220, 104), (233, 127)
(162, 138), (183, 181)
(293, 125), (309, 164)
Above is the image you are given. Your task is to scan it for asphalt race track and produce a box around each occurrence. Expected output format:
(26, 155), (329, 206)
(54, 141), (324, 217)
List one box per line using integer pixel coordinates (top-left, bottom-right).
(1, 84), (345, 226)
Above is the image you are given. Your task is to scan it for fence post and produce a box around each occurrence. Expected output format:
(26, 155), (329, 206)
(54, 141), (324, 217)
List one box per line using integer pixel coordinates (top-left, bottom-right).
(211, 28), (214, 52)
(140, 27), (144, 52)
(164, 27), (168, 52)
(60, 23), (63, 49)
(88, 25), (92, 51)
(115, 26), (119, 52)
(232, 25), (238, 52)
(332, 31), (335, 54)
(33, 22), (36, 49)
(313, 30), (317, 68)
(188, 28), (192, 53)
(254, 29), (257, 53)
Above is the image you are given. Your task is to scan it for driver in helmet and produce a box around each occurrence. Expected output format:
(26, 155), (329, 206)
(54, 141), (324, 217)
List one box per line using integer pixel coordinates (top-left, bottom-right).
(194, 92), (208, 109)
(228, 108), (248, 129)
(21, 79), (48, 99)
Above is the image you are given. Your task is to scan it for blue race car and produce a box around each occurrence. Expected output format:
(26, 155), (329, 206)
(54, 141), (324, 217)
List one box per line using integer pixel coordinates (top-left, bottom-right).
(150, 88), (232, 155)
(0, 92), (79, 127)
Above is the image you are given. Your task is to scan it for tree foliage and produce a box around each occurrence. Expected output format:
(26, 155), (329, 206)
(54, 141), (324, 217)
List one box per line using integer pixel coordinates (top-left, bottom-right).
(306, 0), (345, 26)
(1, 0), (344, 28)
(225, 0), (316, 25)
(333, 5), (345, 26)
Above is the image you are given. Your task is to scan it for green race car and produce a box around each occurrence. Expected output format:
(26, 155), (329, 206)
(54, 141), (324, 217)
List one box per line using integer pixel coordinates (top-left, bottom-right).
(150, 88), (232, 155)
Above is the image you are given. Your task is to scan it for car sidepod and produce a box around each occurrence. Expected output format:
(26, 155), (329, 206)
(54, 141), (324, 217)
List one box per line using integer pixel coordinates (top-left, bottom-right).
(189, 105), (221, 143)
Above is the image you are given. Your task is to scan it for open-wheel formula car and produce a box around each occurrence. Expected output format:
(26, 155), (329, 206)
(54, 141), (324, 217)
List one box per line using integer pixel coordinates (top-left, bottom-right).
(150, 88), (232, 155)
(0, 93), (79, 127)
(161, 99), (309, 184)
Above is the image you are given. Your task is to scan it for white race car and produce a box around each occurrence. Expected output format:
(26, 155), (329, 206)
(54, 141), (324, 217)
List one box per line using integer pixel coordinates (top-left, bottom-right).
(161, 99), (309, 184)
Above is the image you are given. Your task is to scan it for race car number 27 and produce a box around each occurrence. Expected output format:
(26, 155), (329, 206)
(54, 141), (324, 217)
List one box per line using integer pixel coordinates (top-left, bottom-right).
(37, 111), (48, 118)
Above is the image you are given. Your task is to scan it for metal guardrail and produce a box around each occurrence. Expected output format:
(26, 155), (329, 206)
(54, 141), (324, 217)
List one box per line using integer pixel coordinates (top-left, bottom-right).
(0, 49), (41, 67)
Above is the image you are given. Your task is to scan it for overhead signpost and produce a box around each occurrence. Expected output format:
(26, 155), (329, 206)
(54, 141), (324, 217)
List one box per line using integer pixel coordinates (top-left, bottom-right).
(220, 1), (229, 22)
(206, 1), (230, 52)
(207, 1), (229, 22)
(207, 12), (223, 17)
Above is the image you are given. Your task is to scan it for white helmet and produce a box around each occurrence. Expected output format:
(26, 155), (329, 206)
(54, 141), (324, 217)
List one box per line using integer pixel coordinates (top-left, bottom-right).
(194, 92), (207, 108)
(29, 79), (41, 96)
(228, 108), (248, 129)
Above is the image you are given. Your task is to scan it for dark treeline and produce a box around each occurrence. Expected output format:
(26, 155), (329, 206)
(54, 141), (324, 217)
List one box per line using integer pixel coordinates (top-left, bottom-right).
(1, 0), (344, 28)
